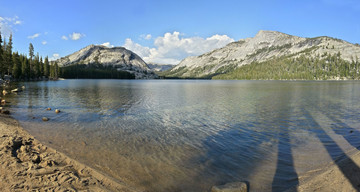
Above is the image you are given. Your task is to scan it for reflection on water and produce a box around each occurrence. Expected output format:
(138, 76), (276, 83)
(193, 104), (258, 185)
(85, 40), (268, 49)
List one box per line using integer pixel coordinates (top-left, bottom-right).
(6, 80), (360, 191)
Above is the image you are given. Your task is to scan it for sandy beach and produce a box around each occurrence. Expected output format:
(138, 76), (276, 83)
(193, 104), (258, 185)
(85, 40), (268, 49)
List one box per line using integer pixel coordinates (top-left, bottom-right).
(0, 113), (138, 192)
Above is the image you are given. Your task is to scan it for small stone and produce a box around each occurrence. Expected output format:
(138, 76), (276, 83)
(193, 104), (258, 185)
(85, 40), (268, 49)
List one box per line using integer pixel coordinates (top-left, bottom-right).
(42, 117), (49, 121)
(211, 182), (248, 192)
(1, 110), (10, 115)
(81, 141), (87, 146)
(55, 109), (60, 113)
(46, 108), (51, 111)
(32, 155), (41, 164)
(22, 86), (25, 89)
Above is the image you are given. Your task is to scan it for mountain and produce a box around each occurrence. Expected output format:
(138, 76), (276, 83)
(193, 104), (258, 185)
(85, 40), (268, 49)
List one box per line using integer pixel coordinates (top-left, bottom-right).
(164, 30), (360, 80)
(55, 45), (157, 79)
(147, 63), (174, 72)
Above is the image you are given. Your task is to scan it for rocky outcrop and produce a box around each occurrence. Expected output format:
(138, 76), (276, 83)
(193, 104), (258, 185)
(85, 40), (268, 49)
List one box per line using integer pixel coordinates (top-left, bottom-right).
(168, 30), (360, 78)
(55, 45), (157, 79)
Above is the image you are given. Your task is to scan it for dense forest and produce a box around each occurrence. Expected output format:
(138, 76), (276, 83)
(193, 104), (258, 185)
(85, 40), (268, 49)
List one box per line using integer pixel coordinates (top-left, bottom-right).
(60, 64), (135, 79)
(213, 52), (360, 80)
(0, 32), (60, 80)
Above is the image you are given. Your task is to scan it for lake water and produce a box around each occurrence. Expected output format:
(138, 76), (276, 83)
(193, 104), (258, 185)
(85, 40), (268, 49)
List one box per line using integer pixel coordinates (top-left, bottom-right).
(5, 80), (360, 191)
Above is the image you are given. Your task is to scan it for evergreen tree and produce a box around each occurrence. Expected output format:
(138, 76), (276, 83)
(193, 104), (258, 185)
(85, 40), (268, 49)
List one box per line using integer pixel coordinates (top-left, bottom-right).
(54, 62), (59, 79)
(44, 56), (50, 77)
(29, 43), (34, 78)
(5, 34), (13, 75)
(39, 56), (44, 77)
(12, 52), (21, 79)
(34, 53), (40, 78)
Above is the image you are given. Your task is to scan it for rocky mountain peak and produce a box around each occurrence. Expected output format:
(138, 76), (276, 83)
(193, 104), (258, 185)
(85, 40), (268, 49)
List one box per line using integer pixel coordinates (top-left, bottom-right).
(55, 45), (157, 79)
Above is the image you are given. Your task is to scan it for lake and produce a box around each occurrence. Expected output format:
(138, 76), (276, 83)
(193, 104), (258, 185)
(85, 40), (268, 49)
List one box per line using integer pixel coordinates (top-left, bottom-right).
(6, 80), (360, 191)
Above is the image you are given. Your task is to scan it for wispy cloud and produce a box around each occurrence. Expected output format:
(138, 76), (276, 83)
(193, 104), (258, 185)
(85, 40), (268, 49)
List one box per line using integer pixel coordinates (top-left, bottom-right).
(123, 31), (234, 64)
(28, 33), (40, 39)
(0, 15), (22, 37)
(140, 34), (152, 40)
(42, 41), (47, 45)
(61, 35), (68, 40)
(50, 53), (60, 61)
(62, 32), (85, 41)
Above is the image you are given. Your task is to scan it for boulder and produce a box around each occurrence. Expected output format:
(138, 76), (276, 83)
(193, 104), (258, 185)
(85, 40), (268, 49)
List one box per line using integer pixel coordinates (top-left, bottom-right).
(11, 88), (19, 92)
(211, 182), (248, 192)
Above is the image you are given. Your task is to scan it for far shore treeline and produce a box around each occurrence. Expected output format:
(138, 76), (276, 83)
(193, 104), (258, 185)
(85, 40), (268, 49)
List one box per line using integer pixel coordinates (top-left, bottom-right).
(0, 32), (135, 81)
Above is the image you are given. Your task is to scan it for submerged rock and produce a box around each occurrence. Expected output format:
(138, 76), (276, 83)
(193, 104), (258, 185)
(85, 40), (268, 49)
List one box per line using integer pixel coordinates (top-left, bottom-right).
(211, 182), (248, 192)
(55, 109), (60, 113)
(42, 117), (49, 121)
(46, 108), (51, 111)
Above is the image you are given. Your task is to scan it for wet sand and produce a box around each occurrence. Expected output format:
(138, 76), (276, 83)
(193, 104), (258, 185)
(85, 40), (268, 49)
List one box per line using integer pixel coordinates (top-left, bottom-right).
(0, 113), (137, 192)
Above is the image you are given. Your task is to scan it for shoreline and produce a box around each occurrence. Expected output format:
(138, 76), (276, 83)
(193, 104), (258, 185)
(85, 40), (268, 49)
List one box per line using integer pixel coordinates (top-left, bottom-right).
(0, 113), (138, 191)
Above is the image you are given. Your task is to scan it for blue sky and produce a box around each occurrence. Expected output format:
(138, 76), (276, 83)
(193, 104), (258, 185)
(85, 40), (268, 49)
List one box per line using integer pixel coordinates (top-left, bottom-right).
(1, 0), (359, 64)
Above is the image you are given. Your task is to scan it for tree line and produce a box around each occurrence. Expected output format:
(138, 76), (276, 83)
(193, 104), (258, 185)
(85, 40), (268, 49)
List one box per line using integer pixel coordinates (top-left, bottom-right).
(213, 52), (360, 80)
(60, 63), (135, 79)
(0, 32), (60, 80)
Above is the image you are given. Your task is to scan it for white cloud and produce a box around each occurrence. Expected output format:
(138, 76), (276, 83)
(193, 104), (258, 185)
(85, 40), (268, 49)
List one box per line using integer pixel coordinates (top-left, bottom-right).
(42, 41), (47, 45)
(28, 33), (40, 39)
(100, 42), (114, 48)
(50, 53), (60, 61)
(14, 20), (22, 25)
(123, 31), (234, 64)
(61, 32), (85, 41)
(61, 35), (68, 40)
(140, 34), (152, 40)
(69, 32), (84, 40)
(0, 16), (22, 37)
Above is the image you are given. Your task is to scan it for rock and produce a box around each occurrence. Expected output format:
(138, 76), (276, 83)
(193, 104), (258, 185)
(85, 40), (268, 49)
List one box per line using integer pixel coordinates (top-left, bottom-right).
(81, 141), (87, 146)
(211, 182), (248, 192)
(1, 99), (6, 105)
(55, 109), (60, 113)
(2, 90), (8, 95)
(42, 117), (49, 121)
(11, 88), (19, 92)
(46, 108), (51, 111)
(1, 109), (10, 115)
(21, 86), (25, 89)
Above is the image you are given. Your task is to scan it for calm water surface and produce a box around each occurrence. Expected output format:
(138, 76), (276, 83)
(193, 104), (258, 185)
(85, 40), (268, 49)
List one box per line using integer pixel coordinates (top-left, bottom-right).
(6, 80), (360, 191)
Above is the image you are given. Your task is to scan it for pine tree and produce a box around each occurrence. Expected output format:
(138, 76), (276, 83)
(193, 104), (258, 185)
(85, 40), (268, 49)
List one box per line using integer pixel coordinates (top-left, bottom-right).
(34, 53), (40, 78)
(29, 43), (34, 78)
(44, 56), (50, 77)
(39, 56), (44, 77)
(5, 34), (13, 75)
(12, 52), (21, 79)
(54, 62), (59, 79)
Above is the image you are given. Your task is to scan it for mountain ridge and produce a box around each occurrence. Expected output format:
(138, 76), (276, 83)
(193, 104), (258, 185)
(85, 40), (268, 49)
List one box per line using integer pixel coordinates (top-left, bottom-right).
(164, 30), (360, 79)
